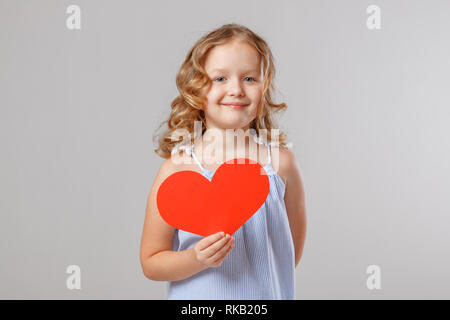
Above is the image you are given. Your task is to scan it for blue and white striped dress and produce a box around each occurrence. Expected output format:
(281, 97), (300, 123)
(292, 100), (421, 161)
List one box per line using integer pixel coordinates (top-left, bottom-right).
(167, 142), (295, 300)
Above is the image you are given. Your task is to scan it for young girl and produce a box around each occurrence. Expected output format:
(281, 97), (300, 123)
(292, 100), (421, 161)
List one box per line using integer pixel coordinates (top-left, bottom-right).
(140, 23), (306, 300)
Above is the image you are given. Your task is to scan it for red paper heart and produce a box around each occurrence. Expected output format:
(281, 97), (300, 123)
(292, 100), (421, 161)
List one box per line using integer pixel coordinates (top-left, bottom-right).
(156, 158), (270, 237)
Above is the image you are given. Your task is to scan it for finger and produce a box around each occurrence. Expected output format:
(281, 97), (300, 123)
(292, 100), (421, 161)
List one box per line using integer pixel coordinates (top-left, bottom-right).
(197, 231), (225, 251)
(212, 240), (234, 263)
(210, 236), (233, 260)
(203, 234), (231, 258)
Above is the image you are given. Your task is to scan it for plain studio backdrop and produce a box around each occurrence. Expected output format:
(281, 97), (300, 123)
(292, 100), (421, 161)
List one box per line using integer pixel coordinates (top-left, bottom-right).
(1, 0), (449, 299)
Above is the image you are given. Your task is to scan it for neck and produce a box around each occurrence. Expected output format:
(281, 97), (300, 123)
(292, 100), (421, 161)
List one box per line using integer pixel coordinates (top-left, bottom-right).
(193, 124), (265, 166)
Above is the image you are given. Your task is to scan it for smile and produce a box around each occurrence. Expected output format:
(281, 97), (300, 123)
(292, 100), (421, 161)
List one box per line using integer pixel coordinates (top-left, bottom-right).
(221, 104), (249, 110)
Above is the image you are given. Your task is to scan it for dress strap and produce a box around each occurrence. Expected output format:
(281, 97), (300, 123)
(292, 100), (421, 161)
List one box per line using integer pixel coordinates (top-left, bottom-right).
(266, 143), (272, 165)
(190, 144), (207, 172)
(252, 132), (272, 166)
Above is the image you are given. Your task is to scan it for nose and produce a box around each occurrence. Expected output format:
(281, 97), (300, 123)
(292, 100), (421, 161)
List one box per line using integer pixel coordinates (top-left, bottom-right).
(227, 78), (244, 97)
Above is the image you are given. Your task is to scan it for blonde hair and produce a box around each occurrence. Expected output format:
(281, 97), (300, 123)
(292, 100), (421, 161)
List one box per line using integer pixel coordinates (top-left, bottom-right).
(153, 23), (288, 159)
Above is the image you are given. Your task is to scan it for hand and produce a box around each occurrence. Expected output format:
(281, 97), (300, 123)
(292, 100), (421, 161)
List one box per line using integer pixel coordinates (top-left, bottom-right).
(193, 231), (234, 268)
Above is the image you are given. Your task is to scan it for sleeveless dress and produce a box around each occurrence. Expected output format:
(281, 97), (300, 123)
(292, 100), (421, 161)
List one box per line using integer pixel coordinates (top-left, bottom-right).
(166, 142), (295, 300)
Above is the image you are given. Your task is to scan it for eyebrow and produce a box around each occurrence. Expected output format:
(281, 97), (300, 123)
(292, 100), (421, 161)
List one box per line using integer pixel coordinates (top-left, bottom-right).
(209, 68), (260, 74)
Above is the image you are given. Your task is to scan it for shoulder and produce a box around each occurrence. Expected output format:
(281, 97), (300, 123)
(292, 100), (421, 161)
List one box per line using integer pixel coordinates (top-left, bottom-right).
(158, 158), (177, 177)
(158, 153), (191, 176)
(157, 150), (199, 179)
(270, 146), (299, 187)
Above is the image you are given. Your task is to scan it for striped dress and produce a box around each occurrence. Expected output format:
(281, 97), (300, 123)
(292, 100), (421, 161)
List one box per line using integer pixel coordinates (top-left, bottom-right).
(166, 142), (295, 300)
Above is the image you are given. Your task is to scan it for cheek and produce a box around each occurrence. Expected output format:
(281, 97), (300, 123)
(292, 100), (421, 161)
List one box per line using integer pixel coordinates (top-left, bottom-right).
(250, 85), (263, 100)
(204, 94), (222, 114)
(250, 88), (263, 114)
(206, 88), (223, 104)
(250, 106), (258, 119)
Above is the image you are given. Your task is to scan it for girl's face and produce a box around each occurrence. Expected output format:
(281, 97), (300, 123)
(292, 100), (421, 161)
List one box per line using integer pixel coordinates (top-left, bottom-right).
(202, 39), (263, 131)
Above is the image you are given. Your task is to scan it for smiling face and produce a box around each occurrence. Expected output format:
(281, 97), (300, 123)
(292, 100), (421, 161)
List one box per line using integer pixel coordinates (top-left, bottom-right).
(202, 39), (263, 131)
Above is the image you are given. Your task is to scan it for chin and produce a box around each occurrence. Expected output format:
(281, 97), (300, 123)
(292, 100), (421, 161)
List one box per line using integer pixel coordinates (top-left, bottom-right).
(224, 121), (252, 130)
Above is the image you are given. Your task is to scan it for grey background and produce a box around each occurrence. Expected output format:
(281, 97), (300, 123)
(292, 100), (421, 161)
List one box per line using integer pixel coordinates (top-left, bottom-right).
(1, 0), (449, 299)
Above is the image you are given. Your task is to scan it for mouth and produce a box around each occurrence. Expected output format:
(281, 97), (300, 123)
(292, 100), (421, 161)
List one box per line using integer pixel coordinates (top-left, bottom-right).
(221, 103), (249, 110)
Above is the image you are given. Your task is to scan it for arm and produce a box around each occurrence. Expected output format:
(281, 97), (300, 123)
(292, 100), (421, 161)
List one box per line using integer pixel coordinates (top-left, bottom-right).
(139, 159), (208, 281)
(142, 249), (209, 282)
(279, 147), (307, 268)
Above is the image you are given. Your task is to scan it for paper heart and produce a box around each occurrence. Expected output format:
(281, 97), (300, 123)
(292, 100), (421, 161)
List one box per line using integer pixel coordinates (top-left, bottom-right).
(156, 158), (270, 237)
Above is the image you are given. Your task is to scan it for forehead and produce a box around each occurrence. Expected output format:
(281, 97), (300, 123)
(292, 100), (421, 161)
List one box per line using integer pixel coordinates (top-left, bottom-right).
(204, 40), (262, 73)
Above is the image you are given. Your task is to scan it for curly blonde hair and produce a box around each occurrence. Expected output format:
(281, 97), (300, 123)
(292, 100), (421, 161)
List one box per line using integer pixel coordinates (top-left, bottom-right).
(153, 23), (288, 159)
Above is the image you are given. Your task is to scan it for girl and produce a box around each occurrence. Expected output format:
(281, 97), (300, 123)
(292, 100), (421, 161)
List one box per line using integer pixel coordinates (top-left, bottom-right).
(140, 23), (306, 300)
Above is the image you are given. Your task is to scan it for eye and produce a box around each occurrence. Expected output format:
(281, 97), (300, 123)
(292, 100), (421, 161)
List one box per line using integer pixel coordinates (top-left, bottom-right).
(213, 76), (256, 83)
